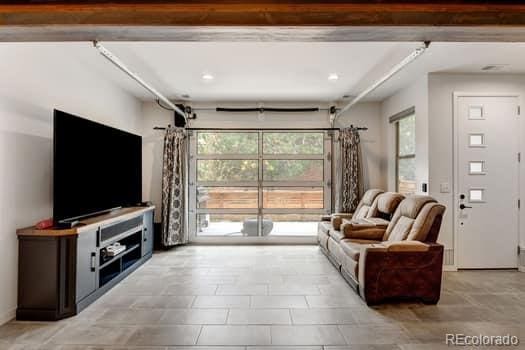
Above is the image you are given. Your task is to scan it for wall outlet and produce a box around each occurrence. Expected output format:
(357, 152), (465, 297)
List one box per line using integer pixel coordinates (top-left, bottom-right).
(440, 182), (451, 193)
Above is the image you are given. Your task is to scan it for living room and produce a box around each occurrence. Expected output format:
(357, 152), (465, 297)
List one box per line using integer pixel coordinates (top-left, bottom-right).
(1, 2), (525, 349)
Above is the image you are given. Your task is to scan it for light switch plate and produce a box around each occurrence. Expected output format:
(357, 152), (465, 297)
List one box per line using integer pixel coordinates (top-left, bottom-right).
(440, 182), (450, 193)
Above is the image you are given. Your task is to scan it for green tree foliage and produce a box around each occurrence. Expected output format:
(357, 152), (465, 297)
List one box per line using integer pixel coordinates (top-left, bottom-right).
(197, 132), (324, 182)
(398, 115), (416, 181)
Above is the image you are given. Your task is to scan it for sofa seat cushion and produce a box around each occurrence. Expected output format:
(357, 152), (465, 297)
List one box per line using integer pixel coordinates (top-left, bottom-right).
(318, 230), (329, 250)
(340, 239), (380, 261)
(341, 253), (359, 280)
(327, 237), (345, 266)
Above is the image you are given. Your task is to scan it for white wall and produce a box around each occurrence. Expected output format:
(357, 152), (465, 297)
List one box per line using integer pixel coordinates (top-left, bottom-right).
(380, 75), (429, 193)
(428, 73), (525, 265)
(0, 43), (142, 324)
(141, 101), (385, 222)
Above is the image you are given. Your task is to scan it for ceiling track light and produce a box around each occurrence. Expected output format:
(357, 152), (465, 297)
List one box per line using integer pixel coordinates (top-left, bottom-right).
(333, 41), (431, 125)
(93, 41), (186, 121)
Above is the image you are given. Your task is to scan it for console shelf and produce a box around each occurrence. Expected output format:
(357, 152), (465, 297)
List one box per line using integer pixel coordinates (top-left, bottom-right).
(99, 243), (141, 269)
(16, 206), (154, 321)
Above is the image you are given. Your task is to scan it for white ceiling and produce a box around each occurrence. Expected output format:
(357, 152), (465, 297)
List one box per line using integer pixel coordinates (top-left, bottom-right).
(18, 42), (525, 103)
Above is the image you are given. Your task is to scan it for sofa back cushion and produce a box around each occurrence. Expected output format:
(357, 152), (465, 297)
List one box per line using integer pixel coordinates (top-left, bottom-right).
(368, 192), (404, 220)
(354, 205), (370, 220)
(408, 202), (446, 242)
(352, 189), (384, 220)
(384, 195), (442, 241)
(387, 216), (414, 241)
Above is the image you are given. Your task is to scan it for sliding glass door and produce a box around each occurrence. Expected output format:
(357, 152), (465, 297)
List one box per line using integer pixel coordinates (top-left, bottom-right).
(188, 130), (332, 241)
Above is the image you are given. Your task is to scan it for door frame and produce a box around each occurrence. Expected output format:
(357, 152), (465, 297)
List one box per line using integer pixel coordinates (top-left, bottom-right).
(187, 129), (332, 245)
(453, 92), (522, 269)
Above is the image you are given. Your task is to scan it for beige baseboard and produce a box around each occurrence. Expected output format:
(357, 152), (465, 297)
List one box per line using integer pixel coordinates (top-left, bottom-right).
(0, 308), (15, 326)
(443, 265), (457, 272)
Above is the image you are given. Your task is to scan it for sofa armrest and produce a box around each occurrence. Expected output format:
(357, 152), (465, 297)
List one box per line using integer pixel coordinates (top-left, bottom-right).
(340, 219), (387, 241)
(358, 243), (444, 305)
(331, 213), (354, 230)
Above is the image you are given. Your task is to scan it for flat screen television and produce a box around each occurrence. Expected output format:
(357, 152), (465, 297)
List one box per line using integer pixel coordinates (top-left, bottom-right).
(53, 109), (142, 223)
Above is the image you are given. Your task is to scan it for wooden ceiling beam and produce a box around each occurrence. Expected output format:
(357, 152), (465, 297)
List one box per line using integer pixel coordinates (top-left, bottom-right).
(1, 2), (525, 27)
(1, 2), (525, 41)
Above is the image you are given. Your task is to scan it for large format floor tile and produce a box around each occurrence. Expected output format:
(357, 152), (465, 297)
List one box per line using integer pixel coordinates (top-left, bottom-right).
(227, 309), (291, 325)
(48, 324), (136, 345)
(290, 308), (356, 325)
(193, 296), (250, 308)
(251, 296), (308, 309)
(271, 325), (346, 345)
(160, 308), (229, 325)
(197, 325), (271, 345)
(216, 284), (268, 296)
(125, 325), (202, 346)
(1, 245), (524, 349)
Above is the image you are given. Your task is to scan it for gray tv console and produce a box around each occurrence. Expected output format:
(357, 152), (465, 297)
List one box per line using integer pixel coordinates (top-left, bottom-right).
(16, 206), (154, 321)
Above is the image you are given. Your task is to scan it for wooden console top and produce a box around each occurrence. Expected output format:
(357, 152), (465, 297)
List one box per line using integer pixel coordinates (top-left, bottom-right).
(17, 206), (155, 237)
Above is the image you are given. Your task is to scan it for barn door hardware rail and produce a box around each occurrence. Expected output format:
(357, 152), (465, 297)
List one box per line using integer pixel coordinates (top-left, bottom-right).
(332, 41), (430, 125)
(93, 41), (186, 123)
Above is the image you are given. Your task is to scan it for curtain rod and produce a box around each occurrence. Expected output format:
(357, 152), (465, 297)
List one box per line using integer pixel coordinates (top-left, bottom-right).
(215, 107), (320, 113)
(182, 127), (367, 131)
(153, 127), (368, 131)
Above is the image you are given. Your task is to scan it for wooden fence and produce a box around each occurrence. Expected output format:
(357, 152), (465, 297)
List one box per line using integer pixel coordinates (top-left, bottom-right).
(199, 188), (323, 209)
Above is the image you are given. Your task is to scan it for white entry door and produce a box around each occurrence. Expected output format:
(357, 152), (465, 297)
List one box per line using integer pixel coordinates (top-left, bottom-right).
(456, 94), (520, 269)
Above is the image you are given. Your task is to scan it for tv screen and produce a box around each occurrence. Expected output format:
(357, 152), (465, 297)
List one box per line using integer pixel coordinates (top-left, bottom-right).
(53, 110), (142, 223)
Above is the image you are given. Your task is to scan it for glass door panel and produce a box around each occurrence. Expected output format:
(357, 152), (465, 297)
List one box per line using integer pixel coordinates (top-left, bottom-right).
(263, 132), (324, 155)
(197, 160), (258, 182)
(196, 214), (257, 237)
(189, 130), (331, 240)
(263, 187), (324, 209)
(198, 132), (258, 155)
(263, 160), (324, 181)
(197, 187), (258, 209)
(262, 214), (323, 237)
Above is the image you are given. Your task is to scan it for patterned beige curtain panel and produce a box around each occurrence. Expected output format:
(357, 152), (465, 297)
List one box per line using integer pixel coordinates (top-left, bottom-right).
(161, 127), (188, 247)
(339, 128), (363, 213)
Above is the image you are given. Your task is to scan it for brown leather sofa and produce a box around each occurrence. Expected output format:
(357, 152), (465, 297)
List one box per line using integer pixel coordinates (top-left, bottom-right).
(318, 188), (384, 253)
(318, 194), (446, 305)
(319, 191), (404, 268)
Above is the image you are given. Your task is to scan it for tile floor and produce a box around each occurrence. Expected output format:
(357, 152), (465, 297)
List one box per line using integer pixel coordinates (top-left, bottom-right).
(1, 245), (524, 349)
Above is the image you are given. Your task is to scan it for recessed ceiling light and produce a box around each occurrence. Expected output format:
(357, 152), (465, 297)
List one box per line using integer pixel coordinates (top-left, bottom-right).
(202, 73), (214, 81)
(328, 73), (339, 81)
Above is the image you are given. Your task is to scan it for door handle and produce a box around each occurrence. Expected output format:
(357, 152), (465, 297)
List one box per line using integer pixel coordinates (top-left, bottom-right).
(90, 252), (96, 272)
(459, 204), (472, 210)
